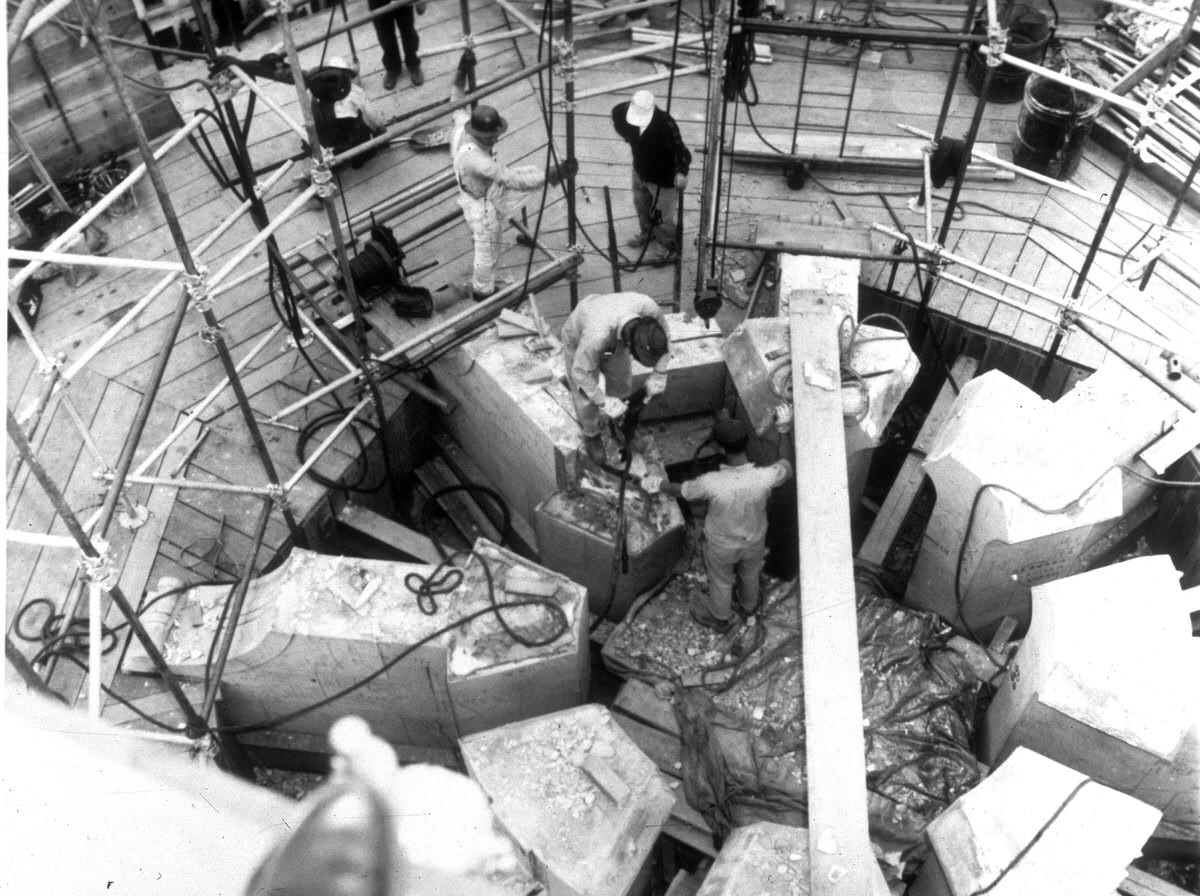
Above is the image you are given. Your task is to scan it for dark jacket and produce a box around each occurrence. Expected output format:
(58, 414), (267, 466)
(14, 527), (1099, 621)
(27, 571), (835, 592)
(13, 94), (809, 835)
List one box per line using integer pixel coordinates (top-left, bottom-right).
(611, 103), (692, 187)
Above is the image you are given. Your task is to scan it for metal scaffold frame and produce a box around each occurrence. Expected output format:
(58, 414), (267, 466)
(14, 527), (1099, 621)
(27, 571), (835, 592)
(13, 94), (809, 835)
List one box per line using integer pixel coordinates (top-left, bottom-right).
(5, 0), (584, 737)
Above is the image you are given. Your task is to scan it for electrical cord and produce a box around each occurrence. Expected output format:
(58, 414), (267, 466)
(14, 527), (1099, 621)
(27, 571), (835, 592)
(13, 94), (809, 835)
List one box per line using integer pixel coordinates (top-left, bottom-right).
(295, 407), (389, 493)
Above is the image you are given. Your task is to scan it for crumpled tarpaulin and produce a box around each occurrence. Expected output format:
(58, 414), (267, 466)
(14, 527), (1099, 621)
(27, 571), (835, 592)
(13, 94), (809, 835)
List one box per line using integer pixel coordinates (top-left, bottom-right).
(674, 570), (983, 853)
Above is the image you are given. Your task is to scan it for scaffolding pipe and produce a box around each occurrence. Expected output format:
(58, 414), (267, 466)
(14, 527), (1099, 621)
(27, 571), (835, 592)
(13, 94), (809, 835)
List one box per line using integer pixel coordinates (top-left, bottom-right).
(62, 160), (297, 384)
(937, 272), (1060, 324)
(199, 496), (274, 722)
(7, 250), (186, 272)
(332, 59), (557, 168)
(208, 185), (320, 289)
(1069, 314), (1199, 412)
(285, 398), (371, 491)
(270, 252), (582, 421)
(571, 64), (708, 101)
(87, 579), (103, 719)
(491, 0), (540, 36)
(229, 65), (308, 138)
(695, 0), (731, 304)
(1140, 149), (1200, 290)
(897, 122), (1107, 202)
(457, 0), (477, 93)
(711, 236), (907, 263)
(6, 409), (207, 736)
(7, 115), (207, 296)
(994, 51), (1148, 115)
(17, 0), (78, 41)
(563, 0), (581, 311)
(574, 33), (707, 70)
(102, 472), (278, 496)
(736, 17), (989, 45)
(932, 0), (979, 140)
(5, 530), (80, 549)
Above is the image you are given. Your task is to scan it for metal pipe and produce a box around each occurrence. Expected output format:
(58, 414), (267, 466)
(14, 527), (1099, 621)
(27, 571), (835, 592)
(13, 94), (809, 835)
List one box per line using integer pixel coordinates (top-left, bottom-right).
(1139, 150), (1200, 290)
(491, 0), (540, 36)
(736, 16), (989, 45)
(1069, 314), (1199, 412)
(933, 0), (979, 140)
(6, 409), (207, 735)
(62, 160), (296, 383)
(18, 0), (77, 41)
(209, 186), (320, 289)
(570, 64), (708, 101)
(286, 398), (371, 491)
(5, 529), (79, 548)
(604, 185), (623, 290)
(995, 51), (1147, 115)
(694, 0), (731, 304)
(270, 252), (583, 421)
(88, 579), (103, 719)
(8, 116), (207, 296)
(229, 65), (307, 137)
(457, 0), (477, 93)
(563, 0), (580, 311)
(574, 33), (706, 70)
(7, 249), (186, 272)
(100, 472), (277, 496)
(199, 496), (274, 722)
(712, 236), (909, 263)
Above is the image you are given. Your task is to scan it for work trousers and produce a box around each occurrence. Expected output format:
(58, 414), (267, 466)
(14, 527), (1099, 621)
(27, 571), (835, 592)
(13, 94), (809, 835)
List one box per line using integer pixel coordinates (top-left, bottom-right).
(632, 171), (679, 251)
(457, 193), (503, 295)
(696, 535), (766, 622)
(563, 347), (633, 439)
(370, 0), (419, 73)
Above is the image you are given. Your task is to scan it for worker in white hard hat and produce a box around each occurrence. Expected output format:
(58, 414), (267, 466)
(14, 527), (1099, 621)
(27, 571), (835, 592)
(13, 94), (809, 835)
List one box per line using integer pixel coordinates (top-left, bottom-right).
(560, 291), (672, 464)
(305, 56), (385, 168)
(611, 90), (692, 258)
(449, 49), (576, 301)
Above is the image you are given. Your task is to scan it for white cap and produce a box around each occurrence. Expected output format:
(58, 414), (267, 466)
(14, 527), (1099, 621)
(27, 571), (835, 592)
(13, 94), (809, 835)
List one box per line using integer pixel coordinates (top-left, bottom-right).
(325, 55), (353, 71)
(626, 90), (655, 127)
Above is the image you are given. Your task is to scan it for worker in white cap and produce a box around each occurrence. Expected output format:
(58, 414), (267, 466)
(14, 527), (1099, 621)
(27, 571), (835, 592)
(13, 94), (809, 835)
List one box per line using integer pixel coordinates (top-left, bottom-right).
(305, 56), (385, 168)
(611, 90), (692, 258)
(560, 291), (671, 464)
(449, 49), (576, 300)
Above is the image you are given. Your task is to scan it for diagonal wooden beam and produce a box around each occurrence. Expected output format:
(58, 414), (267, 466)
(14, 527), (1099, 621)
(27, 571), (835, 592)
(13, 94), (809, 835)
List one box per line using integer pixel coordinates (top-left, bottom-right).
(789, 272), (890, 896)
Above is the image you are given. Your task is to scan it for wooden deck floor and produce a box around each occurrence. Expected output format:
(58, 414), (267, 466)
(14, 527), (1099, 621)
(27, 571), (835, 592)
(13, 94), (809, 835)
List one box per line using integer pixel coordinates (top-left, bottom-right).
(7, 0), (1200, 703)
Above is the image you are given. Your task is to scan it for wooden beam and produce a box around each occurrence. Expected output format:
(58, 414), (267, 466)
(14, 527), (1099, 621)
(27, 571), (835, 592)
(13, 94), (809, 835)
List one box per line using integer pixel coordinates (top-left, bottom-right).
(790, 280), (889, 896)
(1110, 32), (1187, 97)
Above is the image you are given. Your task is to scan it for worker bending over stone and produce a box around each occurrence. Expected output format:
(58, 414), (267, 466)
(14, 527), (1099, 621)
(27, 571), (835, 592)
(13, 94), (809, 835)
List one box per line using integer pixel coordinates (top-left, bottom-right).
(644, 411), (793, 632)
(561, 291), (671, 464)
(450, 50), (575, 300)
(611, 90), (692, 258)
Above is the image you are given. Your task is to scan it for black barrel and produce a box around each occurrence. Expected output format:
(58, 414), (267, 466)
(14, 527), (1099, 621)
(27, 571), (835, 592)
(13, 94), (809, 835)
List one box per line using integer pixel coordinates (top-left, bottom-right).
(965, 4), (1052, 104)
(1012, 73), (1102, 180)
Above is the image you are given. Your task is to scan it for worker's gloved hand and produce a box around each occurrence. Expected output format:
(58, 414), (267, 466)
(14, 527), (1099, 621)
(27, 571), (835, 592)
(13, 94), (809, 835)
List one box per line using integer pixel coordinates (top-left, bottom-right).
(774, 403), (794, 433)
(547, 158), (578, 186)
(644, 371), (668, 402)
(601, 396), (628, 420)
(640, 474), (663, 495)
(674, 172), (688, 190)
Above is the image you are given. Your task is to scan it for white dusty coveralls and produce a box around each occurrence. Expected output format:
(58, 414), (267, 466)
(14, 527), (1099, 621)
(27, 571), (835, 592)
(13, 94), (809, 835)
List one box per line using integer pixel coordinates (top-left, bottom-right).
(681, 458), (793, 623)
(450, 111), (546, 296)
(559, 291), (671, 438)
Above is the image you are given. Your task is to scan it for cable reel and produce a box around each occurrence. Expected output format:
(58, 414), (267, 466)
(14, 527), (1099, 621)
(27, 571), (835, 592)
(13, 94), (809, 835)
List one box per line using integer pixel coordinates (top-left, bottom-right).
(336, 222), (433, 319)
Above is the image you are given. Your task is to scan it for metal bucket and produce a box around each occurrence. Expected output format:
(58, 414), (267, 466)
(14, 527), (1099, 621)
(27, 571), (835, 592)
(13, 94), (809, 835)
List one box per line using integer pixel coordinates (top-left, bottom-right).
(1012, 73), (1102, 180)
(965, 4), (1051, 104)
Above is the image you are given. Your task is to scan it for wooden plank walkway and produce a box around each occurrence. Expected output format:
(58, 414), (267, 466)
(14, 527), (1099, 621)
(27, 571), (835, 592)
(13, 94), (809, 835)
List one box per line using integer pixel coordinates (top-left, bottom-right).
(7, 0), (1199, 708)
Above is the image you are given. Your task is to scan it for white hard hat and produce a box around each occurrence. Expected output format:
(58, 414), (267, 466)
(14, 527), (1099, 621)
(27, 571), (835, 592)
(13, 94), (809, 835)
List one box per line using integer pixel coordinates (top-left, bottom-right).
(625, 90), (655, 127)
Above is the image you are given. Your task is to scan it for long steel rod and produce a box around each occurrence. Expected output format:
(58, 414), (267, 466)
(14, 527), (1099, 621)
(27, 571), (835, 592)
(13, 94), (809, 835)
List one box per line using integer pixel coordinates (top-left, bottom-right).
(1069, 315), (1199, 411)
(7, 250), (186, 272)
(62, 160), (297, 383)
(87, 579), (103, 719)
(574, 33), (706, 70)
(995, 51), (1147, 115)
(100, 473), (277, 496)
(5, 530), (79, 549)
(932, 0), (979, 140)
(694, 0), (731, 303)
(6, 410), (207, 735)
(897, 122), (1107, 202)
(563, 0), (580, 311)
(270, 253), (581, 421)
(199, 495), (274, 722)
(228, 65), (308, 138)
(285, 398), (371, 491)
(736, 17), (988, 45)
(604, 185), (623, 291)
(8, 115), (206, 295)
(1140, 150), (1200, 290)
(207, 186), (320, 289)
(457, 0), (477, 93)
(571, 64), (708, 101)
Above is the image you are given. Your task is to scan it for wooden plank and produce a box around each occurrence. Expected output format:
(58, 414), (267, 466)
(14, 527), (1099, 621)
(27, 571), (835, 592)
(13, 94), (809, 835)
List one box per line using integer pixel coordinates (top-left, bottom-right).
(857, 354), (979, 568)
(336, 501), (441, 564)
(788, 264), (889, 896)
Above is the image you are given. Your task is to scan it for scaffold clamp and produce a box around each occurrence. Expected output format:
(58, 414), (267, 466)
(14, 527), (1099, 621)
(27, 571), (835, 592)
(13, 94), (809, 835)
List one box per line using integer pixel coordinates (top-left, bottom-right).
(199, 323), (224, 345)
(985, 24), (1008, 67)
(81, 541), (118, 590)
(184, 269), (214, 313)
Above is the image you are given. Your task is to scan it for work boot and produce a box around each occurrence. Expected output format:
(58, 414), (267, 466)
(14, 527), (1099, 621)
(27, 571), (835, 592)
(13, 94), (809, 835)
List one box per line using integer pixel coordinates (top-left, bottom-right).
(626, 231), (651, 248)
(408, 64), (425, 87)
(383, 70), (400, 90)
(690, 609), (737, 634)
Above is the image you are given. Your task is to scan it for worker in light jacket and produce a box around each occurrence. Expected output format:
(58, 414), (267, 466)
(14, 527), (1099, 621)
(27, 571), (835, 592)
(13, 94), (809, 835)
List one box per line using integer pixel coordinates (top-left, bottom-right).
(449, 50), (574, 300)
(611, 90), (692, 256)
(643, 411), (793, 632)
(560, 291), (671, 464)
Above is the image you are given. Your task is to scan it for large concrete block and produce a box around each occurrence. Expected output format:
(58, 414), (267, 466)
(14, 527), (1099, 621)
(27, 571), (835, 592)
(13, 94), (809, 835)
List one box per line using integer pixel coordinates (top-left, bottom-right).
(632, 312), (728, 421)
(460, 704), (676, 896)
(694, 821), (811, 896)
(153, 542), (588, 753)
(535, 473), (686, 621)
(909, 747), (1161, 896)
(905, 363), (1193, 638)
(981, 555), (1199, 831)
